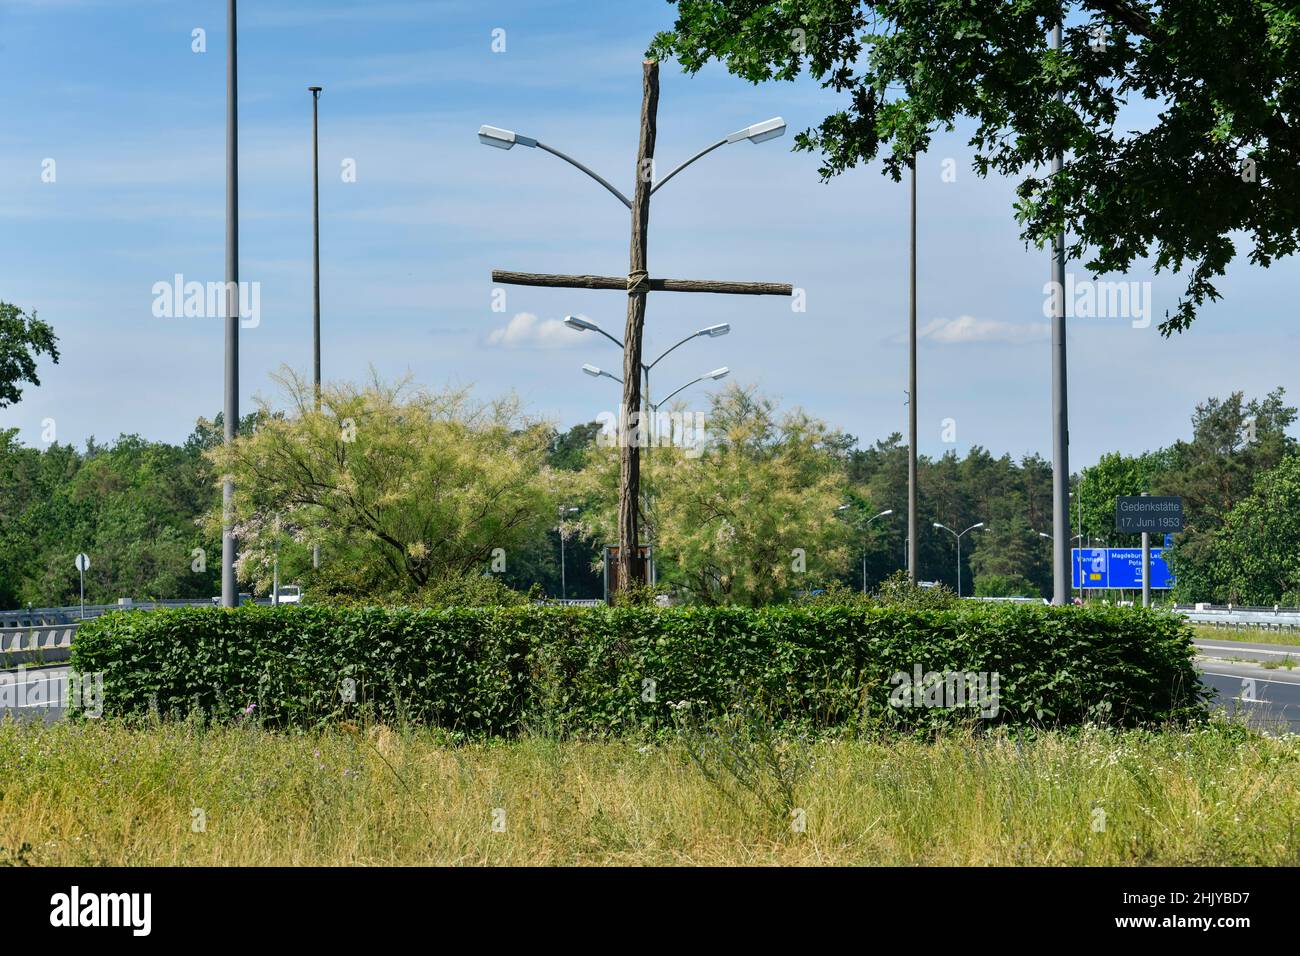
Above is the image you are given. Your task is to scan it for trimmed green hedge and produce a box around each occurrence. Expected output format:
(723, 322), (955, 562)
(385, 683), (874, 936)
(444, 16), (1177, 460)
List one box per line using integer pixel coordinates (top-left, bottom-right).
(69, 604), (1208, 735)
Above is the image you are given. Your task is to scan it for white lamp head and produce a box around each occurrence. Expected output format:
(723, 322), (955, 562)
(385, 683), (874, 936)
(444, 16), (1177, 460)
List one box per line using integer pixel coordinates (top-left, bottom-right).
(727, 117), (786, 145)
(582, 363), (602, 377)
(701, 323), (730, 338)
(707, 367), (730, 380)
(565, 315), (598, 332)
(478, 125), (538, 150)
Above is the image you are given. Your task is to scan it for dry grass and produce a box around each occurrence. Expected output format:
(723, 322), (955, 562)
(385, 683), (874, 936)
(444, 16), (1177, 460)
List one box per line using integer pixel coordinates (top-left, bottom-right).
(0, 718), (1295, 866)
(1192, 624), (1300, 647)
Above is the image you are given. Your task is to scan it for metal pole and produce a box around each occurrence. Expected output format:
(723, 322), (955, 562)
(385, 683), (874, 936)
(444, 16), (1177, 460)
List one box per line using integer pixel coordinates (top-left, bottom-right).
(1141, 491), (1151, 607)
(907, 154), (918, 585)
(273, 515), (280, 605)
(560, 528), (567, 601)
(1050, 21), (1071, 606)
(221, 0), (240, 609)
(956, 534), (962, 598)
(1078, 480), (1084, 601)
(79, 569), (85, 620)
(644, 366), (651, 450)
(310, 87), (322, 408)
(862, 553), (867, 594)
(308, 85), (321, 572)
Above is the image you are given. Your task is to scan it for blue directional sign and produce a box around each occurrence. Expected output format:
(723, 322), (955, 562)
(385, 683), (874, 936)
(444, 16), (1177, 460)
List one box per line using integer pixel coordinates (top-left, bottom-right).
(1072, 548), (1173, 589)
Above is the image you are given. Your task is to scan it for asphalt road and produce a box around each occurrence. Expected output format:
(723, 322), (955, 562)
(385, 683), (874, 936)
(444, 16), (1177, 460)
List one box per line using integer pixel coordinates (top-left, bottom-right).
(1192, 647), (1300, 734)
(0, 664), (70, 724)
(2, 645), (1297, 733)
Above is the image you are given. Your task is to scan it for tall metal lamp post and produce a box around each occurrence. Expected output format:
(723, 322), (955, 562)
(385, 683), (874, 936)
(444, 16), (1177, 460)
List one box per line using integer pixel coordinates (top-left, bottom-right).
(837, 506), (895, 592)
(308, 84), (323, 570)
(933, 521), (986, 597)
(221, 0), (240, 609)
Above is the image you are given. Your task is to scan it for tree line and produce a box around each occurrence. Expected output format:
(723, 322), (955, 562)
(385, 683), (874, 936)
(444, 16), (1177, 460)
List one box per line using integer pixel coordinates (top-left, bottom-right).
(2, 363), (1295, 608)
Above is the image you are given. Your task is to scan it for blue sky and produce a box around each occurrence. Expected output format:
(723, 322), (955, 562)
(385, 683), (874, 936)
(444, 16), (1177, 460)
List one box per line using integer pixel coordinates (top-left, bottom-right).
(2, 0), (1297, 466)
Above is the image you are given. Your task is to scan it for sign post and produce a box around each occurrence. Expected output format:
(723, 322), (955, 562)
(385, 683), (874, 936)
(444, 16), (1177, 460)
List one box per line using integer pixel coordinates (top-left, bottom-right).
(74, 553), (90, 619)
(1141, 493), (1151, 608)
(1115, 495), (1182, 608)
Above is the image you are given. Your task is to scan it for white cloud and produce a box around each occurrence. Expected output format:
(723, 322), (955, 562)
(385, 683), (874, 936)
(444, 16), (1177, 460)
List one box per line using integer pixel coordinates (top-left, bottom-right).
(486, 312), (582, 349)
(916, 315), (1050, 345)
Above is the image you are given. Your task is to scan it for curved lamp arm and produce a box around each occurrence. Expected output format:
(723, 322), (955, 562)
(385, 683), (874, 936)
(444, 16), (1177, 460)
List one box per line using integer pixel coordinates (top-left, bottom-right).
(654, 376), (705, 408)
(650, 117), (786, 196)
(646, 331), (703, 370)
(536, 142), (632, 209)
(650, 139), (726, 196)
(478, 125), (631, 208)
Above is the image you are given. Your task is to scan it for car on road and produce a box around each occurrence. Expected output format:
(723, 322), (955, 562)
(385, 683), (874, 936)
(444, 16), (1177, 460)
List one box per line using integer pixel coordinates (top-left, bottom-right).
(211, 593), (255, 606)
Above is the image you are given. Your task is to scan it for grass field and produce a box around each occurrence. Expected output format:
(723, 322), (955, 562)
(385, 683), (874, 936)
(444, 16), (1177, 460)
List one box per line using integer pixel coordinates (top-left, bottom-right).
(0, 719), (1295, 866)
(1192, 624), (1300, 647)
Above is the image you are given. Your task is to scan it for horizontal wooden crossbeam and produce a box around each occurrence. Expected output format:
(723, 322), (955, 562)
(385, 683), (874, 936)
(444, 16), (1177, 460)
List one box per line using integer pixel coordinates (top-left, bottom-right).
(491, 270), (792, 296)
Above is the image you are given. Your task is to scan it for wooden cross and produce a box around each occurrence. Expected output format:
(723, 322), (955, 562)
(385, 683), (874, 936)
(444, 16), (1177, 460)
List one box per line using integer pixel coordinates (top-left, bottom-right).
(491, 60), (792, 594)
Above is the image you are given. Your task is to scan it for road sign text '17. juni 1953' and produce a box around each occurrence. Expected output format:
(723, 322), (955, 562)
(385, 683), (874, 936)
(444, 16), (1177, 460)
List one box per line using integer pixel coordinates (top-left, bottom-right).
(1072, 548), (1173, 589)
(1114, 495), (1183, 533)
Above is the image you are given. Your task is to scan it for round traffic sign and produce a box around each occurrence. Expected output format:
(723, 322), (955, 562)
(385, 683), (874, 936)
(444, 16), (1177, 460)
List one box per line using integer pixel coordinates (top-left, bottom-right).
(75, 553), (90, 572)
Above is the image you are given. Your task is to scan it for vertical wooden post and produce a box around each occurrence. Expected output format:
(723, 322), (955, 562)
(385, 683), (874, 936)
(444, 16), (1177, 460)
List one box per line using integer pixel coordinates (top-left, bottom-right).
(617, 60), (658, 594)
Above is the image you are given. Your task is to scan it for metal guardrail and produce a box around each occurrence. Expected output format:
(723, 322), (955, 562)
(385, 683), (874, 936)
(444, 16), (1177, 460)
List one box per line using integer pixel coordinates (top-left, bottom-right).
(0, 597), (266, 627)
(963, 596), (1050, 604)
(0, 623), (78, 653)
(1174, 603), (1300, 630)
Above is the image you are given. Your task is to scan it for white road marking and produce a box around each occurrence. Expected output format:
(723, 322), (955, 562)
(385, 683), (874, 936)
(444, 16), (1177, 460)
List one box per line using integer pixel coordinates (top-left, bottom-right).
(1196, 643), (1299, 657)
(1200, 670), (1300, 687)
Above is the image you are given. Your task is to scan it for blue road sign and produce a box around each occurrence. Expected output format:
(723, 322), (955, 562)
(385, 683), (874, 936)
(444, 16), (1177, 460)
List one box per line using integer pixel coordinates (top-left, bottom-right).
(1072, 548), (1173, 589)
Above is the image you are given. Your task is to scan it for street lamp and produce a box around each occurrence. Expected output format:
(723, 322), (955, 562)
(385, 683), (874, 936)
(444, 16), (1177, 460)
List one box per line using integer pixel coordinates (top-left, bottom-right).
(479, 103), (785, 597)
(582, 363), (622, 384)
(479, 117), (786, 205)
(651, 118), (786, 193)
(838, 506), (894, 593)
(308, 84), (323, 572)
(580, 364), (729, 440)
(566, 315), (730, 442)
(477, 125), (632, 208)
(475, 117), (780, 206)
(654, 368), (729, 410)
(221, 0), (240, 609)
(933, 522), (985, 597)
(558, 506), (579, 601)
(565, 315), (623, 349)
